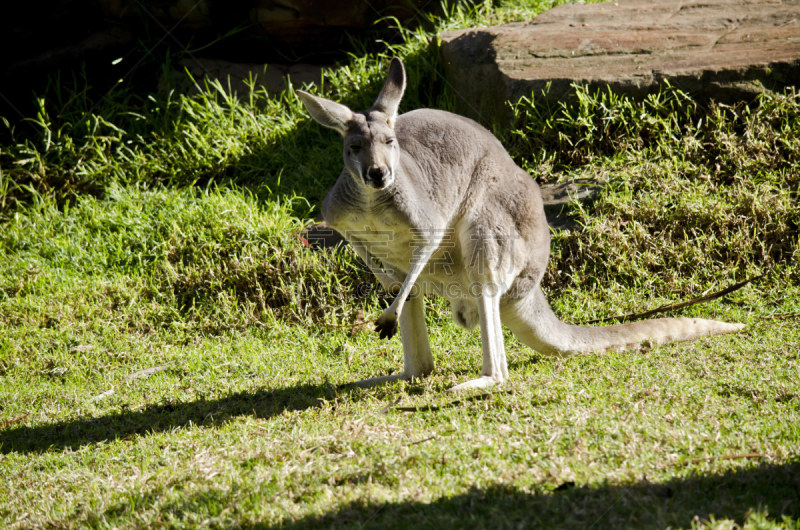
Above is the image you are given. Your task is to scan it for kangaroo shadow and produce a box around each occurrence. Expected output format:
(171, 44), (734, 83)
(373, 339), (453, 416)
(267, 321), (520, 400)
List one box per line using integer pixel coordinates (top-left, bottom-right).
(70, 457), (799, 528)
(0, 381), (350, 454)
(265, 460), (800, 529)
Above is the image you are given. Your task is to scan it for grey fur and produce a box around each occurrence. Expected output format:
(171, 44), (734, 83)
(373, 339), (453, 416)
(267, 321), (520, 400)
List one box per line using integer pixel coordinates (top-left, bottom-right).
(297, 58), (745, 392)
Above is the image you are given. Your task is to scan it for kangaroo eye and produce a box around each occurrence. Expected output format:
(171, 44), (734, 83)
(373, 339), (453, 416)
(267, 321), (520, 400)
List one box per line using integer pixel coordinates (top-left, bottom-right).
(385, 139), (395, 145)
(349, 145), (361, 152)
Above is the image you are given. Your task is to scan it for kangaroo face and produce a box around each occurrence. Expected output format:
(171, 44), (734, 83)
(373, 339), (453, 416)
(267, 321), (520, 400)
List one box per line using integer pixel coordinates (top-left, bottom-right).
(343, 112), (398, 189)
(297, 57), (407, 191)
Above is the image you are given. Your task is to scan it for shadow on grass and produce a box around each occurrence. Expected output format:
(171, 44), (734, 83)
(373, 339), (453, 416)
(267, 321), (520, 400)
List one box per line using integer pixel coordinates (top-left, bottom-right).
(79, 458), (799, 528)
(0, 382), (346, 454)
(272, 461), (799, 529)
(269, 463), (799, 529)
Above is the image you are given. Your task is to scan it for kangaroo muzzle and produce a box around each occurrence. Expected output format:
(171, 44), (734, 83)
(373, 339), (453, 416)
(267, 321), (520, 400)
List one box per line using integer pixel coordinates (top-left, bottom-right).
(365, 165), (391, 188)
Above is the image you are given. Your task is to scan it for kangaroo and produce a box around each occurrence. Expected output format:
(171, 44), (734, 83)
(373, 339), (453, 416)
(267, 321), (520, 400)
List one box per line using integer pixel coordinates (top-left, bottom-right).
(297, 58), (745, 392)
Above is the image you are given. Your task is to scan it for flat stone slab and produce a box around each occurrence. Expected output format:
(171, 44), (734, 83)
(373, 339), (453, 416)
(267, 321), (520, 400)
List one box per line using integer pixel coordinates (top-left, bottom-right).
(169, 58), (326, 96)
(439, 0), (800, 124)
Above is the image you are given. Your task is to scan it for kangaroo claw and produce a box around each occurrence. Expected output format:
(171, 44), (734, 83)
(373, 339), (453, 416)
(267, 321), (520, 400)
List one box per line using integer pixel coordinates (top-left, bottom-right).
(374, 318), (398, 340)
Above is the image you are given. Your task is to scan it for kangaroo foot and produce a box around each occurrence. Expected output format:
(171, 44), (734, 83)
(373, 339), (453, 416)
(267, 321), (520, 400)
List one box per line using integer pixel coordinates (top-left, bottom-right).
(447, 376), (504, 393)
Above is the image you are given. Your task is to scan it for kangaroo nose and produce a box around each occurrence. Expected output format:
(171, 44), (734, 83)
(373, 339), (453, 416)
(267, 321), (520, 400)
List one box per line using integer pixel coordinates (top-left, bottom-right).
(368, 166), (387, 181)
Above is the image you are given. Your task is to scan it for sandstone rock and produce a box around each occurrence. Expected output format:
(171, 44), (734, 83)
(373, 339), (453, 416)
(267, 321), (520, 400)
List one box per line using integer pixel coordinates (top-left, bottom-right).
(170, 58), (325, 95)
(100, 0), (435, 49)
(249, 0), (431, 45)
(439, 0), (800, 125)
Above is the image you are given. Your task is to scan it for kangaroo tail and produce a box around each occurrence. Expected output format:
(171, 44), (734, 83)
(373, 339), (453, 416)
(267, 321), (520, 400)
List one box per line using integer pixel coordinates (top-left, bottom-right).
(503, 288), (745, 356)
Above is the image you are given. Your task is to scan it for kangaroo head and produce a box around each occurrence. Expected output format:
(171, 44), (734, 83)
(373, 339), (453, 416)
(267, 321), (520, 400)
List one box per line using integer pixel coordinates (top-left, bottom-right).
(297, 58), (406, 190)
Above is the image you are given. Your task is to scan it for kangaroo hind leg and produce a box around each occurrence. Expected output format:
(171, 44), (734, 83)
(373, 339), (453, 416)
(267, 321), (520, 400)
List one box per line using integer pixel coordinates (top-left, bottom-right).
(448, 283), (508, 392)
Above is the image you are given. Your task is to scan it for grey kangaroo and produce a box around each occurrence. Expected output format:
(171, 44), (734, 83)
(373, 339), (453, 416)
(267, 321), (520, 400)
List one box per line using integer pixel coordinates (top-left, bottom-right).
(297, 58), (744, 392)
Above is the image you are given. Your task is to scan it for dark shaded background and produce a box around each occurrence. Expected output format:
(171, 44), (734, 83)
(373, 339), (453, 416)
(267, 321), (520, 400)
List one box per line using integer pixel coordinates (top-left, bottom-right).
(0, 0), (438, 128)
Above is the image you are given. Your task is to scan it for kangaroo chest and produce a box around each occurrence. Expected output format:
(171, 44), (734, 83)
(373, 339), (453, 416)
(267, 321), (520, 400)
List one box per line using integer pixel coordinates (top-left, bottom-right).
(333, 209), (469, 297)
(332, 203), (418, 272)
(324, 172), (471, 289)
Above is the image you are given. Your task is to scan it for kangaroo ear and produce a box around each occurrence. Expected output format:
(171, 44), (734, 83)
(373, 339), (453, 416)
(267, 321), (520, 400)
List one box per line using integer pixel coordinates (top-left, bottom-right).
(371, 57), (406, 127)
(297, 90), (354, 136)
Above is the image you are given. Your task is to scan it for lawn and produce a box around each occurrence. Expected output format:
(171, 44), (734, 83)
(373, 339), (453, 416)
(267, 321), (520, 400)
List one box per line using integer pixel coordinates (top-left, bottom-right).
(1, 1), (798, 528)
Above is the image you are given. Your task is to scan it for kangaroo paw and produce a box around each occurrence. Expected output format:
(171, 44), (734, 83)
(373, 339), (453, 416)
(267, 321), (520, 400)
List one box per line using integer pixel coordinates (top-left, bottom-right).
(375, 308), (399, 339)
(374, 315), (398, 340)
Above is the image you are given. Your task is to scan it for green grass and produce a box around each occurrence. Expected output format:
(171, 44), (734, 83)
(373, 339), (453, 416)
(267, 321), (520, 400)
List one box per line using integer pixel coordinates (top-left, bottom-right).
(1, 0), (799, 528)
